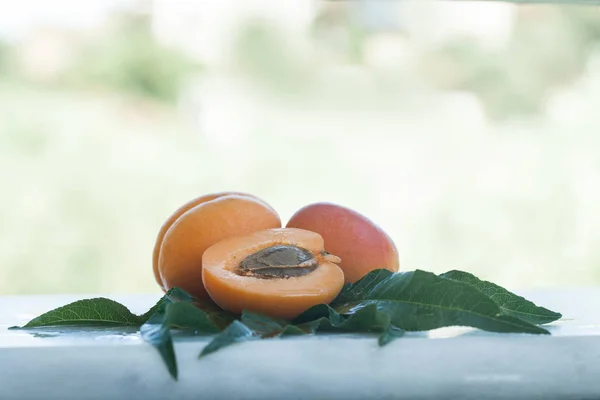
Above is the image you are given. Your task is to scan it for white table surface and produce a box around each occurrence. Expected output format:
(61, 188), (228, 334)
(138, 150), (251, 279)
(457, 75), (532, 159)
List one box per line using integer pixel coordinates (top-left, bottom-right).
(1, 288), (599, 400)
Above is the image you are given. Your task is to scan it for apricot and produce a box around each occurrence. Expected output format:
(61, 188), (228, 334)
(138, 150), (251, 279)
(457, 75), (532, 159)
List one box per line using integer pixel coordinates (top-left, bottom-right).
(156, 193), (281, 299)
(152, 191), (271, 290)
(202, 228), (345, 320)
(286, 202), (399, 283)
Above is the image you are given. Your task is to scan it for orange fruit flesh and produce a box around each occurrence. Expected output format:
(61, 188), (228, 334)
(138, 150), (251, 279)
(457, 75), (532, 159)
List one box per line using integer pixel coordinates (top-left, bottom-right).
(202, 228), (345, 320)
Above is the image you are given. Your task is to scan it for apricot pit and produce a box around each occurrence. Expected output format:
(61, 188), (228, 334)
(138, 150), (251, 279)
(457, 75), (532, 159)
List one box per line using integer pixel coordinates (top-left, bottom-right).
(237, 244), (319, 279)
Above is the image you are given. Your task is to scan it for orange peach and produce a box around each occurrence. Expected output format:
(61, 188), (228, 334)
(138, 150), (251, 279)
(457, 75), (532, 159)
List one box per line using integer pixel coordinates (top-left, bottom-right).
(152, 192), (272, 290)
(286, 202), (399, 283)
(156, 193), (281, 299)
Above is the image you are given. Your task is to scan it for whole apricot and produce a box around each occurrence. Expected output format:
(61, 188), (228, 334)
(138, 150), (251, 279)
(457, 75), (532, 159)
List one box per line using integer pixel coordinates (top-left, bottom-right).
(152, 191), (272, 290)
(157, 193), (281, 299)
(286, 202), (399, 283)
(202, 227), (344, 320)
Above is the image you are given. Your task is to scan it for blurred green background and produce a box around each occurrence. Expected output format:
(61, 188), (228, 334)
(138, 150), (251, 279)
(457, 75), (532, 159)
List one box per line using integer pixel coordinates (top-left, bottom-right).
(2, 0), (600, 295)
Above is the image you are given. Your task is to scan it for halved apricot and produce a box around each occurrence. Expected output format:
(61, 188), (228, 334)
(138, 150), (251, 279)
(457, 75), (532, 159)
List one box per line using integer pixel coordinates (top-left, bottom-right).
(286, 202), (400, 283)
(157, 193), (281, 299)
(152, 191), (274, 290)
(202, 228), (345, 320)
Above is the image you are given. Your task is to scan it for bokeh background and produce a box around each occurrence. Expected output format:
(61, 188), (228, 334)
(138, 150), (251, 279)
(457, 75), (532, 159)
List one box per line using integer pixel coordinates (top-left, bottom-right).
(2, 0), (600, 296)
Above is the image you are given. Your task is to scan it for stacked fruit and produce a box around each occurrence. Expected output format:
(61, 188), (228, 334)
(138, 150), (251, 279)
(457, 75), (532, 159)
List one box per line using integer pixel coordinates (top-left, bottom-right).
(152, 192), (399, 319)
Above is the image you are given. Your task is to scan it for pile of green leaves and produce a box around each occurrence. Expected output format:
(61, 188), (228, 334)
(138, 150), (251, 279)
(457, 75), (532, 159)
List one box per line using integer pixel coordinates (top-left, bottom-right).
(10, 269), (562, 380)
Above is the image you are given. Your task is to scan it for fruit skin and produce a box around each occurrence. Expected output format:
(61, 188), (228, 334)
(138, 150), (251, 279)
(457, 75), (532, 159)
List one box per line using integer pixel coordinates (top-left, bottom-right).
(157, 193), (281, 299)
(202, 228), (345, 320)
(286, 202), (399, 283)
(152, 192), (273, 290)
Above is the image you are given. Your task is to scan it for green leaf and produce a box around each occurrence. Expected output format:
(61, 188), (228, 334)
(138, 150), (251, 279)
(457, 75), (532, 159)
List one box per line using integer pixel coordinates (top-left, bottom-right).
(332, 269), (394, 306)
(140, 288), (231, 379)
(163, 287), (236, 330)
(240, 311), (300, 337)
(296, 302), (389, 332)
(14, 298), (143, 328)
(140, 287), (194, 323)
(140, 309), (177, 380)
(440, 270), (562, 325)
(199, 302), (409, 360)
(11, 287), (199, 329)
(332, 269), (549, 335)
(286, 320), (322, 335)
(337, 302), (392, 332)
(199, 320), (258, 358)
(297, 302), (406, 343)
(196, 268), (562, 360)
(378, 324), (405, 346)
(292, 303), (335, 324)
(199, 308), (336, 359)
(165, 302), (221, 333)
